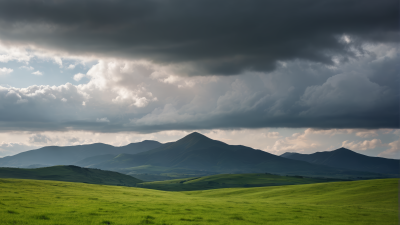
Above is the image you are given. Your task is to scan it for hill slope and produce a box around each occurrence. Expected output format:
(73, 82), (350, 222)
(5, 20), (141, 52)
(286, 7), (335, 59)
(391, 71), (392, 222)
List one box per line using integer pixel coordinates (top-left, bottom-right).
(137, 173), (344, 191)
(281, 147), (400, 175)
(0, 140), (162, 167)
(0, 178), (397, 224)
(0, 165), (142, 186)
(91, 132), (386, 179)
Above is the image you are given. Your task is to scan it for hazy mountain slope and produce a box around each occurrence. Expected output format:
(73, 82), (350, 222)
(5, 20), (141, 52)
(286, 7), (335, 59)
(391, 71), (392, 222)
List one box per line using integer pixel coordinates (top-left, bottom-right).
(0, 140), (162, 167)
(91, 132), (386, 178)
(0, 165), (142, 186)
(74, 154), (117, 167)
(281, 148), (400, 175)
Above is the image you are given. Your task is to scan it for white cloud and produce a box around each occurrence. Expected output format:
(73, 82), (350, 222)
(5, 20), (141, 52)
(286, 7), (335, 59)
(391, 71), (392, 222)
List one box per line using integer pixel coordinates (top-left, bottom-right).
(73, 73), (86, 81)
(0, 46), (33, 63)
(308, 129), (353, 136)
(265, 129), (320, 155)
(67, 64), (76, 69)
(355, 130), (378, 138)
(96, 117), (110, 123)
(0, 67), (13, 75)
(54, 57), (63, 67)
(378, 140), (400, 159)
(20, 65), (34, 70)
(342, 139), (382, 151)
(267, 132), (282, 139)
(32, 71), (43, 76)
(29, 133), (52, 144)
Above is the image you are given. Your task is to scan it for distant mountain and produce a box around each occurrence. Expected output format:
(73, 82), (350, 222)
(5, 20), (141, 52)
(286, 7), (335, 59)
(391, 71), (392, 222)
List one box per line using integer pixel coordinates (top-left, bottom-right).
(74, 154), (117, 168)
(281, 148), (400, 175)
(88, 132), (386, 179)
(0, 165), (142, 186)
(0, 141), (162, 167)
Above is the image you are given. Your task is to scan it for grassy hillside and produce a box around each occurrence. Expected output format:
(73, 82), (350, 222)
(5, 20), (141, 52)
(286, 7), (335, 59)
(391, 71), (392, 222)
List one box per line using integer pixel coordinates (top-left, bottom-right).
(137, 173), (345, 191)
(0, 178), (397, 224)
(0, 166), (142, 186)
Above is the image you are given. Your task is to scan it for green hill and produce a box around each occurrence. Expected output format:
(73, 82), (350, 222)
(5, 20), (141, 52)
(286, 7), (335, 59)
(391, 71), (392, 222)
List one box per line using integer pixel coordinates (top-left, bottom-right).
(0, 178), (397, 224)
(137, 173), (345, 191)
(0, 165), (142, 186)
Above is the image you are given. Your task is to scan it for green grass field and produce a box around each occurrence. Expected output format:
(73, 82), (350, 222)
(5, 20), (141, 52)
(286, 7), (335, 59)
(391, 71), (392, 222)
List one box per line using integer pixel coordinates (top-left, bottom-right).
(137, 173), (344, 191)
(0, 178), (397, 225)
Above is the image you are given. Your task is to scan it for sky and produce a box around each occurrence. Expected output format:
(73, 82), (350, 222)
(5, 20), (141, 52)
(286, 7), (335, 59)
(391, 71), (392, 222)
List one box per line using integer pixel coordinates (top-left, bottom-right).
(0, 0), (398, 159)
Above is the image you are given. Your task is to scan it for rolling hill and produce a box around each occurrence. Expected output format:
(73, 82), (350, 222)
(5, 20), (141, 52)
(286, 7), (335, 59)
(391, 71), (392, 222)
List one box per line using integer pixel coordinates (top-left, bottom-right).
(281, 147), (400, 175)
(0, 178), (397, 224)
(137, 173), (344, 191)
(0, 165), (142, 186)
(0, 140), (162, 168)
(88, 132), (386, 179)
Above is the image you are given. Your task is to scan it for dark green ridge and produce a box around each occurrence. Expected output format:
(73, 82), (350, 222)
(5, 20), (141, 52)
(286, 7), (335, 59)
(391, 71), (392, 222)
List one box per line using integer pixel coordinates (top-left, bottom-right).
(137, 173), (346, 191)
(0, 165), (142, 186)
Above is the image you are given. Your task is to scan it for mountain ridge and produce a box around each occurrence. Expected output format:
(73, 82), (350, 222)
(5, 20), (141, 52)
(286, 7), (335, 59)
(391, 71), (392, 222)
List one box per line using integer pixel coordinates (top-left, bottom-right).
(281, 147), (400, 175)
(0, 165), (142, 186)
(87, 133), (388, 179)
(0, 140), (162, 167)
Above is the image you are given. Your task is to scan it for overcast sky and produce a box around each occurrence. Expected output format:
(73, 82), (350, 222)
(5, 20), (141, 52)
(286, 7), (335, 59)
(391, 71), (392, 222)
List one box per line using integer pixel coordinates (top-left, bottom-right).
(0, 0), (398, 158)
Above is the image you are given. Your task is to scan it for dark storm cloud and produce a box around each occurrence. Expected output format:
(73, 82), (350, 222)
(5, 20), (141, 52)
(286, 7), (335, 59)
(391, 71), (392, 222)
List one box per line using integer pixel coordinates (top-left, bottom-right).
(0, 0), (397, 75)
(0, 48), (397, 132)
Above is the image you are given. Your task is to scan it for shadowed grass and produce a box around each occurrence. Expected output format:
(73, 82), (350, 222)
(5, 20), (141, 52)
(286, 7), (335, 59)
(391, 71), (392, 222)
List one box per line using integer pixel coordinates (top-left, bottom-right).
(137, 173), (344, 191)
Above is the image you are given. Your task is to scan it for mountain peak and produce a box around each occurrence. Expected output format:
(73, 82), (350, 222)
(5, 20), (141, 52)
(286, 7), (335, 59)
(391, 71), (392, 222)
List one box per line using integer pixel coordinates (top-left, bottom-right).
(332, 147), (356, 154)
(336, 147), (350, 151)
(183, 132), (208, 139)
(177, 132), (213, 143)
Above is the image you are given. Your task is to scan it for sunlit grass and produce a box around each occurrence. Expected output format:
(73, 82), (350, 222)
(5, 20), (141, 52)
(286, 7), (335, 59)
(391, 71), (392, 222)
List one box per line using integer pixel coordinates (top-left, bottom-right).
(0, 178), (397, 224)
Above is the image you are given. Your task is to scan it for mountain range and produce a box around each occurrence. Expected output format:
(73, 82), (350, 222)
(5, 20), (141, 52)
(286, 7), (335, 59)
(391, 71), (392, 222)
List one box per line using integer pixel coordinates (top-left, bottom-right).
(0, 140), (162, 167)
(82, 133), (376, 178)
(281, 148), (399, 175)
(0, 132), (397, 180)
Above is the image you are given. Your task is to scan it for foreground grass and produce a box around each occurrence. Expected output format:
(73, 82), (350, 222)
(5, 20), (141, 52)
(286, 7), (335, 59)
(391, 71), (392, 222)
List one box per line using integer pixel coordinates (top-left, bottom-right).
(0, 178), (397, 225)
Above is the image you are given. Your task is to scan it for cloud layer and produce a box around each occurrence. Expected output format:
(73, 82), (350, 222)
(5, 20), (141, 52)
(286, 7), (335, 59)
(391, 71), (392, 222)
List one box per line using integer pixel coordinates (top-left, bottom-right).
(0, 0), (397, 75)
(0, 42), (398, 132)
(0, 0), (398, 134)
